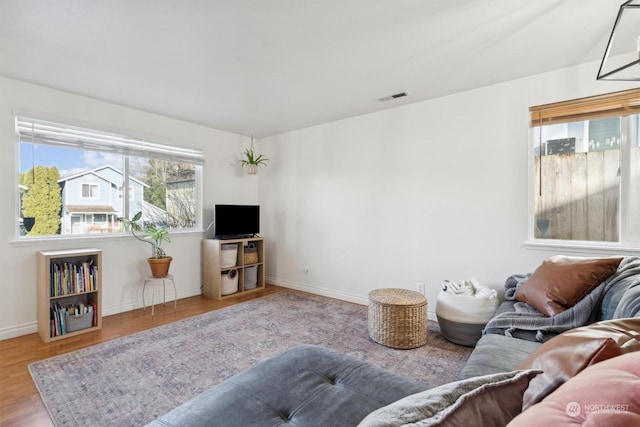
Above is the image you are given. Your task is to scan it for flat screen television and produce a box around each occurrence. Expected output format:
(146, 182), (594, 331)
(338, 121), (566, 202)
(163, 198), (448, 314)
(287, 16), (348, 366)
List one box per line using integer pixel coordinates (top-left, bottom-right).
(214, 204), (260, 239)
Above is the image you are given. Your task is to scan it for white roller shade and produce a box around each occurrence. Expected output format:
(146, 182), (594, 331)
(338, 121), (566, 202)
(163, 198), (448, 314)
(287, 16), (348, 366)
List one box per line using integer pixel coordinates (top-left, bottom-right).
(16, 116), (204, 165)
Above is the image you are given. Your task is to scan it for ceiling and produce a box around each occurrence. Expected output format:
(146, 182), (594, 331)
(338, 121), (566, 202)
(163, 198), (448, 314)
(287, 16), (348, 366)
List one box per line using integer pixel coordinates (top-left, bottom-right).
(0, 0), (628, 138)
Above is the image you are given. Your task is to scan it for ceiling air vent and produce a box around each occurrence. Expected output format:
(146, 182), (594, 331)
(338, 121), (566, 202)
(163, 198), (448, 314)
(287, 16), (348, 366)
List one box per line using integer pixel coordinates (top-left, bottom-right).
(378, 92), (409, 102)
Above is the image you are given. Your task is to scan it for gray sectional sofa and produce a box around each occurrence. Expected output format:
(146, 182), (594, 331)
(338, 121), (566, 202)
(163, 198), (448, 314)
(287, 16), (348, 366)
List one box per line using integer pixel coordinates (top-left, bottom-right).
(148, 256), (640, 426)
(459, 255), (640, 380)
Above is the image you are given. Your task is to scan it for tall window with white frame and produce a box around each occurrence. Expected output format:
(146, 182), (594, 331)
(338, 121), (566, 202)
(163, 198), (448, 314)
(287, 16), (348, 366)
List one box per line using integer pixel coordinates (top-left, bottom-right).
(530, 89), (640, 246)
(17, 117), (203, 238)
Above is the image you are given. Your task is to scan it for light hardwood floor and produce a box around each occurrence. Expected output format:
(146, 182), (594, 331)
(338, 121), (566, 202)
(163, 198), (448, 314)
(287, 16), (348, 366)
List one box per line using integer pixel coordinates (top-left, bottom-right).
(0, 285), (285, 427)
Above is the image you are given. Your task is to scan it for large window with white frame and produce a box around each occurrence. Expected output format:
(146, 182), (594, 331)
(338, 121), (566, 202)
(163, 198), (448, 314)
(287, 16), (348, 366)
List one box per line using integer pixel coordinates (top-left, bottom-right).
(17, 116), (203, 238)
(530, 88), (640, 247)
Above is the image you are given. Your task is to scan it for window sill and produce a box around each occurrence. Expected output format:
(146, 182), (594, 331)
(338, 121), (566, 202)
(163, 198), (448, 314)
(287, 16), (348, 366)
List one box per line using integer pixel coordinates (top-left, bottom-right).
(9, 229), (206, 247)
(524, 240), (640, 256)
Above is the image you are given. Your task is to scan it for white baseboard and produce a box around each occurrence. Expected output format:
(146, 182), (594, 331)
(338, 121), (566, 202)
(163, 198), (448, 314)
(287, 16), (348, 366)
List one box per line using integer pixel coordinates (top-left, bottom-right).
(0, 283), (437, 342)
(267, 276), (438, 321)
(0, 287), (204, 341)
(102, 287), (203, 316)
(0, 321), (37, 341)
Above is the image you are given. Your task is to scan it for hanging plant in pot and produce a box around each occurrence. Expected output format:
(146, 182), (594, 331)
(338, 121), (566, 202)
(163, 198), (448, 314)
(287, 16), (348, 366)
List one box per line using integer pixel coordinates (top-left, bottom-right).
(119, 211), (172, 278)
(240, 135), (268, 175)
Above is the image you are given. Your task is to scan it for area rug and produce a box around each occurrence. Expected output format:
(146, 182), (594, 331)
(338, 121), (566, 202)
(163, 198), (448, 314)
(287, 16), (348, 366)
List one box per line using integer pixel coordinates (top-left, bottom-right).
(29, 290), (472, 426)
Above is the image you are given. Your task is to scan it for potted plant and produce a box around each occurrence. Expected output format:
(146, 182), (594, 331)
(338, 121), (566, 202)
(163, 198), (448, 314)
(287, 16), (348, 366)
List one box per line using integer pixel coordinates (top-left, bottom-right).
(240, 135), (268, 175)
(119, 211), (172, 277)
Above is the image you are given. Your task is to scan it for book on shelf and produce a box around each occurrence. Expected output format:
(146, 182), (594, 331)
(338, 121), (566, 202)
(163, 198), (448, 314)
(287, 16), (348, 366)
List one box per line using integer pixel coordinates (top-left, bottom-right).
(49, 259), (98, 297)
(49, 300), (96, 337)
(92, 301), (98, 326)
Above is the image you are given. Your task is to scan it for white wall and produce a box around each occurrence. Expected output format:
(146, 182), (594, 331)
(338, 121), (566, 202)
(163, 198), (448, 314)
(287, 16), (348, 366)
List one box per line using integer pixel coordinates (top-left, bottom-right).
(0, 76), (257, 340)
(2, 57), (637, 339)
(258, 59), (639, 318)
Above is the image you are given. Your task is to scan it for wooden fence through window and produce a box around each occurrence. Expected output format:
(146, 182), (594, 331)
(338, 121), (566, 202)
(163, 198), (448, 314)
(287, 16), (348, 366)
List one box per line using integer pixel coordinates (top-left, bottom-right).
(533, 149), (627, 241)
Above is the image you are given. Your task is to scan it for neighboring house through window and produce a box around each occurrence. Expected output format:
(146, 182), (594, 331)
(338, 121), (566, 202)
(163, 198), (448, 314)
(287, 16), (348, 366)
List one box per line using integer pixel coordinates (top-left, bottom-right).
(17, 116), (203, 238)
(57, 165), (147, 234)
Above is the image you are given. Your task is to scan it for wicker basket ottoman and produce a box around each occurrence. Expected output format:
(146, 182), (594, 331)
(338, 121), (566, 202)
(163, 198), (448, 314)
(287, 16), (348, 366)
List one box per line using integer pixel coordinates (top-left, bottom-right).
(368, 288), (428, 349)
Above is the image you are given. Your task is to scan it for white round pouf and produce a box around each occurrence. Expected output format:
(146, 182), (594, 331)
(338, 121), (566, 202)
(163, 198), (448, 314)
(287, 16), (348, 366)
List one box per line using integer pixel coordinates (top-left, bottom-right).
(435, 290), (499, 346)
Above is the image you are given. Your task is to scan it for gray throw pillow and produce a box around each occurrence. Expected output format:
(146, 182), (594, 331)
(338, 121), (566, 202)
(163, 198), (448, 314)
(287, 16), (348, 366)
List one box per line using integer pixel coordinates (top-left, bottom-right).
(357, 369), (540, 427)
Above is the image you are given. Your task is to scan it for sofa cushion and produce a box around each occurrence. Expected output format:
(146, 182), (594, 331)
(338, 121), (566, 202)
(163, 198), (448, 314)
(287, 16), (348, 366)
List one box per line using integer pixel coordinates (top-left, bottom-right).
(146, 345), (429, 427)
(358, 369), (540, 427)
(517, 318), (640, 409)
(515, 256), (622, 317)
(613, 284), (640, 318)
(456, 334), (541, 380)
(598, 276), (640, 320)
(507, 351), (640, 427)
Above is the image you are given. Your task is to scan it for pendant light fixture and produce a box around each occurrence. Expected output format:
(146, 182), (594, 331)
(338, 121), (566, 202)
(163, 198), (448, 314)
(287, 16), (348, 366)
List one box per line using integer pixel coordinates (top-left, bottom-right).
(597, 0), (640, 80)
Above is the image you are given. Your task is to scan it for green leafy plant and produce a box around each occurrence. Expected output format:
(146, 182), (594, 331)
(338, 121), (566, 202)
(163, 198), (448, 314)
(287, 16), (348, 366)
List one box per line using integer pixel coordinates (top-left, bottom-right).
(240, 146), (269, 168)
(119, 211), (171, 258)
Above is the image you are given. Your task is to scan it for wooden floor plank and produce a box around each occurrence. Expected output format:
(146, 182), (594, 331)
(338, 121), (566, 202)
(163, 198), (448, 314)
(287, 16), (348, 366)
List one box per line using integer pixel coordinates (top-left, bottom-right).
(0, 285), (284, 427)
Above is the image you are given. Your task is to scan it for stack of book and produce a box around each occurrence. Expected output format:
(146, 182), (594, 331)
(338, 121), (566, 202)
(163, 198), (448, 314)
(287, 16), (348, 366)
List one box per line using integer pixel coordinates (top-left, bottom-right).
(50, 301), (97, 337)
(50, 260), (99, 296)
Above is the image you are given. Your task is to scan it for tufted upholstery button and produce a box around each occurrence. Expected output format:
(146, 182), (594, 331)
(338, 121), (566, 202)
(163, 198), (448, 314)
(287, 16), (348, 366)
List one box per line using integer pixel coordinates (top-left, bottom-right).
(278, 410), (291, 422)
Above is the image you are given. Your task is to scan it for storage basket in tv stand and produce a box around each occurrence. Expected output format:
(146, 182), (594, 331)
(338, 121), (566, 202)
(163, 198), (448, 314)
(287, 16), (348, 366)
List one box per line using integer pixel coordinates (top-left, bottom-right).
(202, 237), (265, 300)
